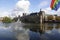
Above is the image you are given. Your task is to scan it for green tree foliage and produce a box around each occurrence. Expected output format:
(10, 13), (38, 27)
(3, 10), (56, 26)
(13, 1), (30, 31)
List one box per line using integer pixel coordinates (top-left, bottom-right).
(56, 16), (60, 21)
(2, 17), (12, 23)
(48, 15), (53, 20)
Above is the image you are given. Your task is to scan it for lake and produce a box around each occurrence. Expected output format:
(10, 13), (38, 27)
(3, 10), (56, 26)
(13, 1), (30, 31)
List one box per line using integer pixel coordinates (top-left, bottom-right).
(0, 22), (60, 40)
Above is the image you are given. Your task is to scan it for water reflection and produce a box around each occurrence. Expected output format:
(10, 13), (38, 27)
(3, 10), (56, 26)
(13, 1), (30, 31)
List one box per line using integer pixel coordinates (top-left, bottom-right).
(23, 23), (57, 33)
(23, 23), (60, 40)
(0, 22), (30, 40)
(0, 22), (60, 40)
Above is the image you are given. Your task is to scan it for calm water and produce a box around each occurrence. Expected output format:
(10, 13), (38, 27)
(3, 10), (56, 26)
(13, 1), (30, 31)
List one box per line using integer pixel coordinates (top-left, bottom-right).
(0, 22), (60, 40)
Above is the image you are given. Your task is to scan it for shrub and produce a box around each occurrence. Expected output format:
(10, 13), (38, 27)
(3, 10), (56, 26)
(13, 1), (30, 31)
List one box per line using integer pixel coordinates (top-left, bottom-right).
(2, 17), (12, 23)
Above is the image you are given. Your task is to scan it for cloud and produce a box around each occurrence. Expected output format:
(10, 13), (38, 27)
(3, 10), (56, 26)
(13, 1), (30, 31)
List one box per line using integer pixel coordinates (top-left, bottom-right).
(39, 0), (60, 16)
(56, 8), (60, 16)
(42, 7), (57, 15)
(41, 7), (60, 16)
(0, 11), (10, 17)
(11, 0), (30, 16)
(38, 1), (49, 8)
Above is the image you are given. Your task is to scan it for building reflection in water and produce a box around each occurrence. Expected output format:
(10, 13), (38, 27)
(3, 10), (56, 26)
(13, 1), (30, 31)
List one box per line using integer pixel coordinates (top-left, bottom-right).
(23, 23), (60, 34)
(23, 23), (60, 40)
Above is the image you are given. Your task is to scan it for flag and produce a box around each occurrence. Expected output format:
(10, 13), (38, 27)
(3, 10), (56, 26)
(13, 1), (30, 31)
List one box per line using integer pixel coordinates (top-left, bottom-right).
(50, 0), (60, 11)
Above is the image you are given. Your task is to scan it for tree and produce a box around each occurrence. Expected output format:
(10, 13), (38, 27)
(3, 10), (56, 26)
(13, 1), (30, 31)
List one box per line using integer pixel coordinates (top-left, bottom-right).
(2, 17), (12, 23)
(56, 16), (60, 21)
(48, 15), (53, 20)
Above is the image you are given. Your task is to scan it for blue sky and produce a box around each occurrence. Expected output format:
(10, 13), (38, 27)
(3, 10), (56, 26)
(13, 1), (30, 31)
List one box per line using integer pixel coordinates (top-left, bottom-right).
(29, 0), (51, 12)
(0, 0), (57, 17)
(0, 0), (51, 12)
(0, 0), (17, 11)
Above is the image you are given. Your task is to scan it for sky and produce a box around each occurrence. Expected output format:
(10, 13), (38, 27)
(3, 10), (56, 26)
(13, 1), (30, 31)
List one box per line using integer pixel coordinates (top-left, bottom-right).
(0, 0), (60, 17)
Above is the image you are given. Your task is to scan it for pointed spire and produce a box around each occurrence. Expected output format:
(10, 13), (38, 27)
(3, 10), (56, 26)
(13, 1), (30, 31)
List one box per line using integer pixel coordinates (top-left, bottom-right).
(40, 9), (41, 11)
(39, 9), (41, 12)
